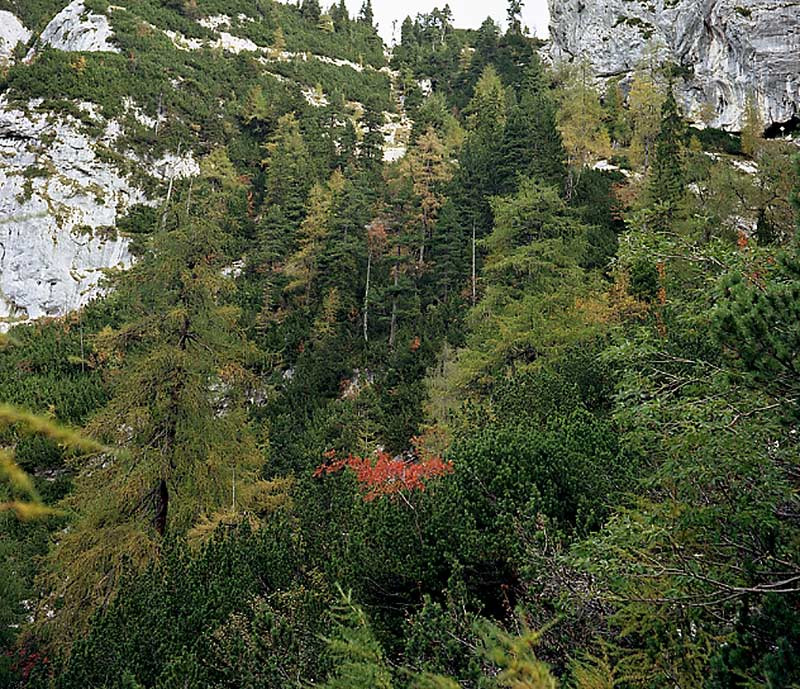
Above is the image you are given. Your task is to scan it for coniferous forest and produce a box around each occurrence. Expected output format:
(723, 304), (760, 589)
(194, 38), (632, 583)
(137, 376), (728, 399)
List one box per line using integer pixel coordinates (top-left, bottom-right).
(1, 0), (800, 687)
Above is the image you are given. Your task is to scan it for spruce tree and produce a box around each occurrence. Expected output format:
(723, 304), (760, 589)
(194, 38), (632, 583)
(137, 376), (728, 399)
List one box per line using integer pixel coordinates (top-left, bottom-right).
(300, 0), (321, 22)
(359, 105), (385, 176)
(604, 77), (631, 147)
(257, 114), (313, 272)
(497, 59), (566, 193)
(330, 0), (349, 32)
(454, 66), (508, 232)
(430, 199), (469, 301)
(358, 0), (374, 27)
(473, 17), (499, 69)
(262, 113), (312, 226)
(338, 119), (359, 170)
(506, 0), (524, 34)
(647, 87), (686, 210)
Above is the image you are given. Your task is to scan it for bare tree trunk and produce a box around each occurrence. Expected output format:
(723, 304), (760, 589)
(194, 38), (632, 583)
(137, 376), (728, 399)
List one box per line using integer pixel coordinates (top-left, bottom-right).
(154, 91), (163, 137)
(389, 248), (399, 351)
(363, 251), (371, 342)
(161, 175), (175, 231)
(160, 142), (180, 230)
(185, 177), (193, 216)
(154, 479), (168, 536)
(419, 209), (427, 266)
(471, 221), (476, 306)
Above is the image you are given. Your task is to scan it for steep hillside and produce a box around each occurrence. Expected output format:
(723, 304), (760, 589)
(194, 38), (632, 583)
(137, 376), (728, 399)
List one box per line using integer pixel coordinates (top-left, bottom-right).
(0, 0), (405, 326)
(1, 3), (799, 688)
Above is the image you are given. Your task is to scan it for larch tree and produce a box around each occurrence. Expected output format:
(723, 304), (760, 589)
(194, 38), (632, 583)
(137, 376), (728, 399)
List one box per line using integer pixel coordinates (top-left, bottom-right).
(41, 184), (265, 645)
(399, 126), (453, 267)
(450, 178), (598, 391)
(363, 219), (387, 343)
(272, 25), (286, 53)
(241, 84), (276, 136)
(283, 171), (346, 309)
(741, 93), (765, 158)
(626, 69), (665, 171)
(556, 66), (611, 198)
(465, 65), (507, 141)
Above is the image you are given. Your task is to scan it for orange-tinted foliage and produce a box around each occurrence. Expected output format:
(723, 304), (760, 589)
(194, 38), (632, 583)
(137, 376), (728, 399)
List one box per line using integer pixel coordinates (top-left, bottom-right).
(314, 449), (453, 501)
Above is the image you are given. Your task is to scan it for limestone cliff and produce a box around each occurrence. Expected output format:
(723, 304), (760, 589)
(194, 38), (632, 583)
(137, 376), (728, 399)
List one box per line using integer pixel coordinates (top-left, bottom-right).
(548, 0), (800, 131)
(0, 3), (199, 328)
(0, 11), (30, 66)
(27, 0), (119, 58)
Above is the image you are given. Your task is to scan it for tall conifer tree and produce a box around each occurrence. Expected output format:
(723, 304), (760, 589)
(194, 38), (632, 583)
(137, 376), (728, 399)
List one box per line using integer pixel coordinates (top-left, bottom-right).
(498, 59), (566, 193)
(647, 87), (686, 210)
(42, 183), (264, 641)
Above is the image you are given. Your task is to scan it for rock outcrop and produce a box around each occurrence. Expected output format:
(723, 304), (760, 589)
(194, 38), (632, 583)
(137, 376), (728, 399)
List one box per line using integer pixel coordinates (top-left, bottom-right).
(0, 11), (31, 66)
(0, 98), (139, 325)
(548, 0), (800, 131)
(0, 0), (404, 327)
(0, 3), (201, 328)
(27, 0), (119, 58)
(0, 93), (202, 327)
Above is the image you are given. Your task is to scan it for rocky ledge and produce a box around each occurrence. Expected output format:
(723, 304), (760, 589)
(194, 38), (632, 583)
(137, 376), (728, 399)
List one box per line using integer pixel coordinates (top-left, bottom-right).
(548, 0), (800, 131)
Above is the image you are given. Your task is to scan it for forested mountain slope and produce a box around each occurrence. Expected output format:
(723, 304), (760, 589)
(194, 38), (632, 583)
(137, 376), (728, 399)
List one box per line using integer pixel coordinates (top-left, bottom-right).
(0, 0), (397, 323)
(1, 1), (799, 687)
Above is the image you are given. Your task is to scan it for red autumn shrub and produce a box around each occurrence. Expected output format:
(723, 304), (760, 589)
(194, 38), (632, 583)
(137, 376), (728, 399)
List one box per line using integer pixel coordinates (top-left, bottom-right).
(314, 449), (453, 501)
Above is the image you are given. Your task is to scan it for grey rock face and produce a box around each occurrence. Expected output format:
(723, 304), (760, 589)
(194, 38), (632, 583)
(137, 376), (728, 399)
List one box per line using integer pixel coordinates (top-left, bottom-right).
(548, 0), (800, 131)
(27, 0), (119, 58)
(0, 2), (203, 329)
(0, 98), (138, 326)
(0, 11), (31, 66)
(0, 0), (406, 327)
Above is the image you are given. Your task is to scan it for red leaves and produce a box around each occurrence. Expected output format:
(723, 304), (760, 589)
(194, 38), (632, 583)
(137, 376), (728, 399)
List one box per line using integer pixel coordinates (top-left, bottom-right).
(737, 229), (749, 251)
(366, 219), (388, 255)
(314, 449), (453, 501)
(7, 644), (50, 682)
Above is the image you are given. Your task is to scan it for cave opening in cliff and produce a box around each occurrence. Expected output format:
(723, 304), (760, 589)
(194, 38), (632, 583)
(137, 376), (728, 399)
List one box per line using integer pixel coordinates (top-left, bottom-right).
(764, 116), (800, 140)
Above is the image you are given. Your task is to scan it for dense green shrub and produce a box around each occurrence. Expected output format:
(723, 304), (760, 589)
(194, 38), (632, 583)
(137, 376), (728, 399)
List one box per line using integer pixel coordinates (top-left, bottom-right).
(57, 522), (315, 689)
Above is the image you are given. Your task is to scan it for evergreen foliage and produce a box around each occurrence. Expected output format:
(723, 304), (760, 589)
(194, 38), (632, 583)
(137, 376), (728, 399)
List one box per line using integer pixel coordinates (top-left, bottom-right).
(647, 87), (687, 209)
(497, 59), (566, 193)
(1, 3), (799, 686)
(41, 204), (266, 643)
